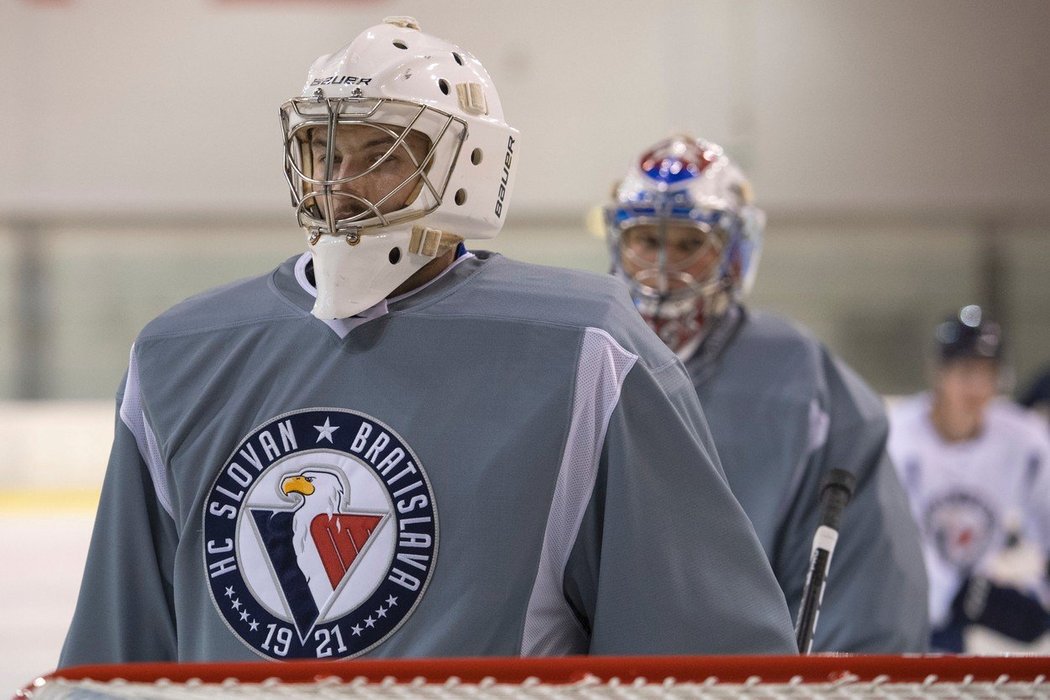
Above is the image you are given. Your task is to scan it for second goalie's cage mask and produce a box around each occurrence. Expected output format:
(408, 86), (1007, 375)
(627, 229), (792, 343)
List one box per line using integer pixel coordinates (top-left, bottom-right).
(605, 134), (764, 353)
(281, 96), (466, 241)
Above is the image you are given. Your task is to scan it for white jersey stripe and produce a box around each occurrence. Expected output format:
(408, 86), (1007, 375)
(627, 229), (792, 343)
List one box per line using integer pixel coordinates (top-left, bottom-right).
(520, 327), (638, 655)
(119, 344), (174, 520)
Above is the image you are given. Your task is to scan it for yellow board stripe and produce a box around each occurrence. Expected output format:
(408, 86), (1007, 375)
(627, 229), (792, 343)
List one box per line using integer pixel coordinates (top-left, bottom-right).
(0, 488), (100, 513)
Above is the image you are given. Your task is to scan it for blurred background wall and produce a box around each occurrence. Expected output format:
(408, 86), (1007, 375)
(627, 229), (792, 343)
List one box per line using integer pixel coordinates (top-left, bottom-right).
(1, 0), (1048, 403)
(1, 0), (1049, 686)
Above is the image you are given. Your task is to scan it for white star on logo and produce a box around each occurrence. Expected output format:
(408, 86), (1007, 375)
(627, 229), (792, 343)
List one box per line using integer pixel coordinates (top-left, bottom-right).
(231, 598), (242, 611)
(239, 610), (250, 622)
(376, 606), (388, 618)
(224, 587), (235, 598)
(314, 417), (339, 443)
(364, 616), (376, 628)
(351, 625), (363, 636)
(386, 595), (398, 607)
(249, 620), (259, 632)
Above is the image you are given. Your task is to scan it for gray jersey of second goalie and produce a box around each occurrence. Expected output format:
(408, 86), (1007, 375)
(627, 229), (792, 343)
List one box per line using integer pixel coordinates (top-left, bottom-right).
(687, 309), (929, 652)
(60, 251), (796, 666)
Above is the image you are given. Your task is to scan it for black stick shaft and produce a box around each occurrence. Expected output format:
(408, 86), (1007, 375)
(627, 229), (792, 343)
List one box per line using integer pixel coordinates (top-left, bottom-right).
(796, 537), (834, 653)
(794, 469), (856, 653)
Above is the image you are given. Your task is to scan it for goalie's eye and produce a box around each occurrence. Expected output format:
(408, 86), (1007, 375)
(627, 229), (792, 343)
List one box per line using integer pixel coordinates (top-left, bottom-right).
(624, 229), (662, 252)
(374, 152), (403, 167)
(670, 237), (705, 256)
(316, 154), (342, 169)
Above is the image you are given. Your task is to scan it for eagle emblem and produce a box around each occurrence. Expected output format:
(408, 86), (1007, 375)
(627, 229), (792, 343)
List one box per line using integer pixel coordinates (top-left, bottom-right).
(250, 469), (387, 638)
(203, 409), (438, 660)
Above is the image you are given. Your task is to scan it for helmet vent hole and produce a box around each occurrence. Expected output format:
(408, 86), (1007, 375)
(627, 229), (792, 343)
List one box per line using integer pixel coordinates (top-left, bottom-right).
(454, 189), (468, 206)
(438, 78), (450, 95)
(393, 40), (409, 50)
(452, 52), (464, 65)
(470, 148), (483, 165)
(388, 247), (402, 265)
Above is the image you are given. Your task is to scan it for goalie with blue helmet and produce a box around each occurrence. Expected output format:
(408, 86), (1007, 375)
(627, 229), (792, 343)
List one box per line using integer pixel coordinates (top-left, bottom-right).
(605, 134), (929, 652)
(59, 23), (796, 666)
(606, 136), (763, 358)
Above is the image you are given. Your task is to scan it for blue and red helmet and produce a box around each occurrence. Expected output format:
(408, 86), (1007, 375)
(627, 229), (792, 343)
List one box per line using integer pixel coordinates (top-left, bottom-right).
(605, 134), (764, 353)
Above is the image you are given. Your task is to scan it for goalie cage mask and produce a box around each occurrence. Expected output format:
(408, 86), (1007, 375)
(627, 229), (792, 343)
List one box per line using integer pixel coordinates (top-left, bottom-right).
(279, 17), (519, 319)
(604, 134), (764, 354)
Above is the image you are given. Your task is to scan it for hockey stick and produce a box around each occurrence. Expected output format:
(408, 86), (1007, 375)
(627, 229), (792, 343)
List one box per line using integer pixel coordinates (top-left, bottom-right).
(794, 468), (857, 653)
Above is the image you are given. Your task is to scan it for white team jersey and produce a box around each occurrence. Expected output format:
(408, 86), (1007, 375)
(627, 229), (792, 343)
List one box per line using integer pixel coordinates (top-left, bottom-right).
(887, 393), (1050, 627)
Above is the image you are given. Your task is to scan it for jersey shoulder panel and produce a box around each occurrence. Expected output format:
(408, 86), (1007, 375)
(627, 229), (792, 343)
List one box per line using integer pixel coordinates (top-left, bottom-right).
(738, 310), (885, 419)
(136, 257), (302, 342)
(986, 398), (1050, 448)
(750, 312), (889, 438)
(418, 253), (679, 370)
(743, 309), (820, 347)
(731, 311), (826, 382)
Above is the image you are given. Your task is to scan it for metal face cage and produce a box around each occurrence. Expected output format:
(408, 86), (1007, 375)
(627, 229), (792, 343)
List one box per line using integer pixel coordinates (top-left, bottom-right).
(280, 96), (467, 243)
(617, 217), (729, 305)
(608, 199), (734, 315)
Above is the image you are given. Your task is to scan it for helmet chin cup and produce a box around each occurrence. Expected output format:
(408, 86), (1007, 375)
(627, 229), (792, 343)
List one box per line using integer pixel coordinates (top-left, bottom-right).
(625, 273), (729, 354)
(308, 226), (424, 320)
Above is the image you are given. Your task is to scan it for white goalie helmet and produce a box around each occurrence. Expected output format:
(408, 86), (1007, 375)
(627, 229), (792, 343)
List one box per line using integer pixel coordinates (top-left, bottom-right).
(280, 17), (519, 319)
(605, 134), (764, 353)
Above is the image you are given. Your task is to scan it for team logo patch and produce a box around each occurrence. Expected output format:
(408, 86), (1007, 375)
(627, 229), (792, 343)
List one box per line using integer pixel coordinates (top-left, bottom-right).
(203, 408), (437, 659)
(924, 491), (996, 568)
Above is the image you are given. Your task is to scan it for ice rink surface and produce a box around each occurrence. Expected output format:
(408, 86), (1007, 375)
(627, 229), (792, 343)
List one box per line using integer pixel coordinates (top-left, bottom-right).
(0, 509), (93, 695)
(1, 504), (1048, 697)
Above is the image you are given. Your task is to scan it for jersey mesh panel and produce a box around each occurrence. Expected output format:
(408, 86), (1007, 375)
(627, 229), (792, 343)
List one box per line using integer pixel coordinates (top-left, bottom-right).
(119, 344), (174, 519)
(520, 327), (637, 655)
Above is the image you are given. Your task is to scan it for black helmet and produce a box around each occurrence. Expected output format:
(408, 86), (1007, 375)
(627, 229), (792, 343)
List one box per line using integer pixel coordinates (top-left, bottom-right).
(935, 305), (1003, 363)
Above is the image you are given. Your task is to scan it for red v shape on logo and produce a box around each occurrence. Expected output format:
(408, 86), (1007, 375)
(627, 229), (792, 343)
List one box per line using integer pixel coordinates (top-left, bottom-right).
(310, 513), (383, 588)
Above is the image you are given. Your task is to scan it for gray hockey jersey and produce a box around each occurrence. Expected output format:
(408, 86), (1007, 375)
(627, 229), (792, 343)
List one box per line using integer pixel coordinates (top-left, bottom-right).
(60, 252), (796, 666)
(687, 308), (929, 652)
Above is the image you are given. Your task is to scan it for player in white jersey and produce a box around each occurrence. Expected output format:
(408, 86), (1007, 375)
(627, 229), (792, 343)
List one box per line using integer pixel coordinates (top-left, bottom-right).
(59, 20), (796, 666)
(603, 134), (929, 651)
(888, 306), (1050, 651)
